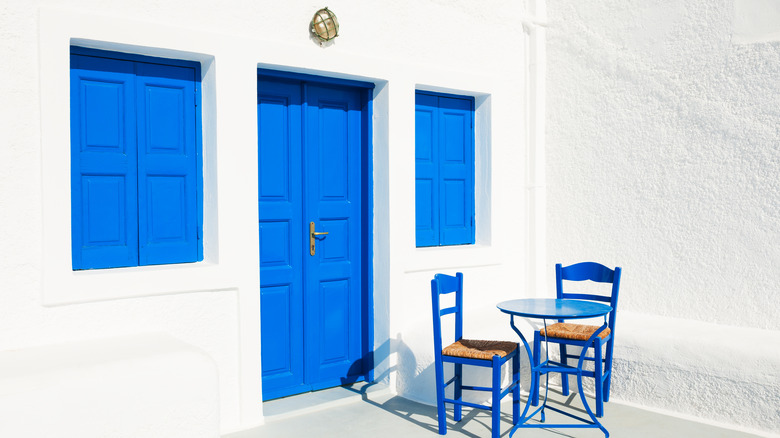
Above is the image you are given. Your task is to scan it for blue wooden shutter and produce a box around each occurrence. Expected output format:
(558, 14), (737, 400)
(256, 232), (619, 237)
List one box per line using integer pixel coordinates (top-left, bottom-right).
(438, 95), (474, 245)
(135, 62), (199, 265)
(415, 92), (475, 247)
(70, 54), (139, 269)
(415, 93), (440, 247)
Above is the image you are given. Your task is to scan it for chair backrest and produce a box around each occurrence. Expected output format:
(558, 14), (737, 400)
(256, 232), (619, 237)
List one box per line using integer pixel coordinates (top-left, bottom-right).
(556, 262), (622, 333)
(431, 272), (464, 355)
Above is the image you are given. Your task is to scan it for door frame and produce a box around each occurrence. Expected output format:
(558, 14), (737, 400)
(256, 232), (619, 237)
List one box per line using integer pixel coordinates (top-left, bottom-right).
(257, 68), (376, 393)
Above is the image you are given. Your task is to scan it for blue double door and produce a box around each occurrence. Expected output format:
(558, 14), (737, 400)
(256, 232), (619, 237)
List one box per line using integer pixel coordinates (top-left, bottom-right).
(258, 73), (370, 401)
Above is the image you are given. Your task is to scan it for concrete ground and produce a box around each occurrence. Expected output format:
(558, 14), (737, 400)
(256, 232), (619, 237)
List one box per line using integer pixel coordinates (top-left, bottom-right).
(225, 383), (768, 438)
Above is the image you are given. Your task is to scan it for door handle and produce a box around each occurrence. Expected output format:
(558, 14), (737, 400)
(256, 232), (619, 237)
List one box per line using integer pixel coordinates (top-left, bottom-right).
(310, 222), (329, 256)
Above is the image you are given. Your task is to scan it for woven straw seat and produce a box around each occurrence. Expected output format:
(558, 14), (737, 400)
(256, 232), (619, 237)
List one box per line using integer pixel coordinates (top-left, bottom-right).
(540, 322), (611, 341)
(442, 339), (518, 360)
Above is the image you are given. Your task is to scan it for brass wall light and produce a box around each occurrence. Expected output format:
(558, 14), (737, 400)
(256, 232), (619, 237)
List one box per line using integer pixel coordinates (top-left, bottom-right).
(311, 7), (339, 43)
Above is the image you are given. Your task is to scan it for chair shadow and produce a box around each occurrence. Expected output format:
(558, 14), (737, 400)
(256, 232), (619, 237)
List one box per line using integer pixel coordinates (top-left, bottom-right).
(343, 382), (510, 438)
(336, 336), (595, 438)
(343, 381), (588, 438)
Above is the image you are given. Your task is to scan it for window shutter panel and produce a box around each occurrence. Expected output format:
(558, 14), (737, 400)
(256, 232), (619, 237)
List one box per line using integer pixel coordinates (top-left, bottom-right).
(135, 62), (199, 265)
(415, 93), (440, 247)
(70, 55), (139, 269)
(438, 96), (475, 245)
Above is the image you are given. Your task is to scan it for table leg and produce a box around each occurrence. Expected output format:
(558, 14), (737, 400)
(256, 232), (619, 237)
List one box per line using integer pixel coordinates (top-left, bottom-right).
(574, 323), (610, 437)
(507, 316), (611, 438)
(508, 316), (546, 437)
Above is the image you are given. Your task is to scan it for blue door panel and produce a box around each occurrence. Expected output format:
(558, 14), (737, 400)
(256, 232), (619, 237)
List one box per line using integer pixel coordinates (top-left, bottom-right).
(136, 63), (198, 265)
(260, 284), (293, 374)
(318, 279), (350, 363)
(304, 84), (363, 387)
(319, 219), (349, 262)
(260, 281), (304, 399)
(316, 101), (350, 199)
(71, 55), (138, 269)
(259, 220), (291, 267)
(258, 78), (306, 399)
(260, 77), (366, 400)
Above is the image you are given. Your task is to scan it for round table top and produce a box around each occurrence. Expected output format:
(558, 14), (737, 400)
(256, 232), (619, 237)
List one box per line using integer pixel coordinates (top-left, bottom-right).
(496, 298), (612, 320)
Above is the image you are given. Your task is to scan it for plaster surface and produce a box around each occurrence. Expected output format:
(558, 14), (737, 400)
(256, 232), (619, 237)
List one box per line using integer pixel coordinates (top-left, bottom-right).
(734, 0), (780, 43)
(545, 0), (780, 329)
(0, 334), (220, 438)
(544, 0), (780, 434)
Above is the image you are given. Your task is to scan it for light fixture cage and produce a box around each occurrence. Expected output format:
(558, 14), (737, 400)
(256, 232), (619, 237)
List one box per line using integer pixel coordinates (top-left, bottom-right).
(311, 7), (339, 42)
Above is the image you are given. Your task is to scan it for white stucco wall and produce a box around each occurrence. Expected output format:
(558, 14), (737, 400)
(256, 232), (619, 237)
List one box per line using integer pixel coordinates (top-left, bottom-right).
(545, 0), (780, 328)
(545, 0), (780, 434)
(0, 0), (534, 435)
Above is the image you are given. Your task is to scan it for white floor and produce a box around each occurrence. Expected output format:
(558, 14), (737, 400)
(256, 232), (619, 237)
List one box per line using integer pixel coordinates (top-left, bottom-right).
(225, 383), (767, 438)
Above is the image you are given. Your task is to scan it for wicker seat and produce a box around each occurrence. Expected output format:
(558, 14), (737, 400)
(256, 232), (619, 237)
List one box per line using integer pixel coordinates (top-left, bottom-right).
(540, 323), (611, 341)
(442, 339), (518, 360)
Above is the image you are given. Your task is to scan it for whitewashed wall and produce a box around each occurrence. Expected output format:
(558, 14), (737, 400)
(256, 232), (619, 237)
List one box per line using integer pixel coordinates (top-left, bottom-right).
(546, 0), (780, 328)
(0, 0), (532, 435)
(545, 0), (780, 434)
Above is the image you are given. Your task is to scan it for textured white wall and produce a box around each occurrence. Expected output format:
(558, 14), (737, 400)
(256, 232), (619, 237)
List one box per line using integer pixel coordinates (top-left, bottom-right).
(545, 0), (780, 434)
(0, 0), (532, 434)
(545, 0), (780, 329)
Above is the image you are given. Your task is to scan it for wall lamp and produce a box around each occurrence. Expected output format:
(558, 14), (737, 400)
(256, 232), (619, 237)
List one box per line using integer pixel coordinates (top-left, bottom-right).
(311, 7), (339, 43)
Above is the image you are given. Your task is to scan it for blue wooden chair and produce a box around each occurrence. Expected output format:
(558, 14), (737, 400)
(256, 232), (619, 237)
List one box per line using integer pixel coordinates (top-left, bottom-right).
(531, 262), (622, 418)
(431, 272), (520, 437)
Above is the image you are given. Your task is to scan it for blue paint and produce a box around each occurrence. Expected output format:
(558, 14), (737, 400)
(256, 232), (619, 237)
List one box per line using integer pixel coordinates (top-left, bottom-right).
(496, 298), (612, 320)
(70, 48), (202, 270)
(415, 91), (475, 247)
(258, 77), (305, 400)
(258, 72), (373, 400)
(431, 272), (520, 438)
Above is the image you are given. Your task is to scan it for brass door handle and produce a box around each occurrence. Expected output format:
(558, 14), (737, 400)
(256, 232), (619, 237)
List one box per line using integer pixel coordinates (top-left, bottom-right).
(310, 222), (328, 256)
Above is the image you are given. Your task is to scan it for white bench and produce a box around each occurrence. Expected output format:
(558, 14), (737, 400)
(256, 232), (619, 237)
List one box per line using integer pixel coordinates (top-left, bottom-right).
(611, 311), (780, 436)
(0, 333), (220, 438)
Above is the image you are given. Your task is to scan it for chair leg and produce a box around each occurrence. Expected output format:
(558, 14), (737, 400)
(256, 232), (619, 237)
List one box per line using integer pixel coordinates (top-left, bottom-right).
(434, 354), (447, 435)
(603, 367), (612, 403)
(594, 339), (604, 418)
(491, 356), (501, 438)
(454, 363), (463, 422)
(531, 331), (541, 406)
(603, 341), (614, 402)
(512, 349), (520, 425)
(559, 344), (570, 395)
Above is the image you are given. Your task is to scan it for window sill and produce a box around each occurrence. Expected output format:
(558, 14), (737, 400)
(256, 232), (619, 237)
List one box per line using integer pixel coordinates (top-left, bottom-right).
(403, 243), (500, 273)
(43, 260), (237, 306)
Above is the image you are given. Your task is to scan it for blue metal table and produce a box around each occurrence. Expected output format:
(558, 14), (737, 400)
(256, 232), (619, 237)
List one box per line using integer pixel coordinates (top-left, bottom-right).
(496, 298), (613, 437)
